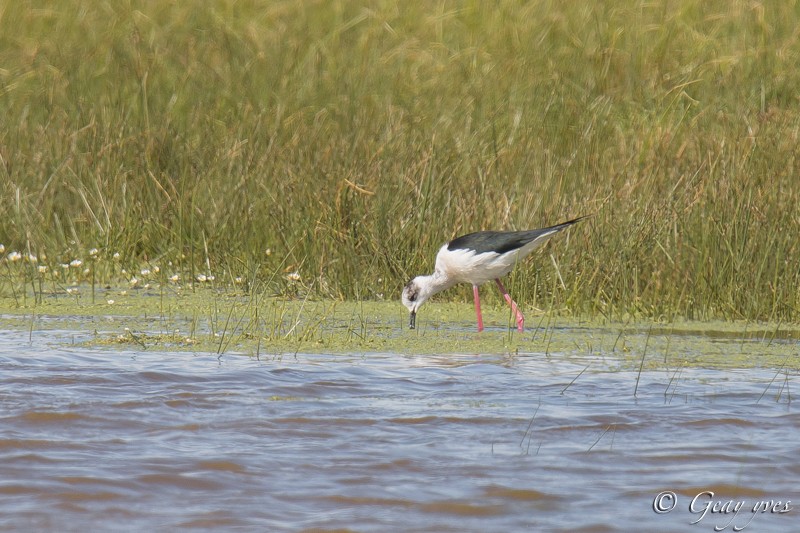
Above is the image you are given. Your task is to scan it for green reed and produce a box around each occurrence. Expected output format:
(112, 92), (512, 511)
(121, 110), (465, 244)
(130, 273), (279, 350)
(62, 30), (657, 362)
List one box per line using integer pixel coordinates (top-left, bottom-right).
(1, 0), (799, 322)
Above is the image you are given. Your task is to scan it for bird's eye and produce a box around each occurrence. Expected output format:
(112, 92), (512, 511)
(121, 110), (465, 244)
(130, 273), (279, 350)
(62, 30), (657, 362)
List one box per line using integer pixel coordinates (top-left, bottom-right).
(404, 282), (418, 302)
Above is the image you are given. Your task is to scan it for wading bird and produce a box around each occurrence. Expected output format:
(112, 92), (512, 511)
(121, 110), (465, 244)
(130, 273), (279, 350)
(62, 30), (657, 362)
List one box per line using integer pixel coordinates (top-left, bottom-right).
(401, 217), (583, 332)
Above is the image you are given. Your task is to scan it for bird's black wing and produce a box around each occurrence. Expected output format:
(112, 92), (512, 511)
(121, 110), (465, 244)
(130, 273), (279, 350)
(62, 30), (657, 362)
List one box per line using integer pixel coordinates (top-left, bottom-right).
(447, 217), (584, 255)
(447, 231), (533, 255)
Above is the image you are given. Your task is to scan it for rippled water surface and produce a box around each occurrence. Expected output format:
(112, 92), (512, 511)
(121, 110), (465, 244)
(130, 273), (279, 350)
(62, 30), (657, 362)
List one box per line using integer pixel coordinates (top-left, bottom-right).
(1, 328), (798, 532)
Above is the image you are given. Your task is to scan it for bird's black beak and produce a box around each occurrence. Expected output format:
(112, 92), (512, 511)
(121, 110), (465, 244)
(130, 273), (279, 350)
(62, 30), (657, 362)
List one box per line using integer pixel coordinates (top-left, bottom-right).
(409, 311), (416, 330)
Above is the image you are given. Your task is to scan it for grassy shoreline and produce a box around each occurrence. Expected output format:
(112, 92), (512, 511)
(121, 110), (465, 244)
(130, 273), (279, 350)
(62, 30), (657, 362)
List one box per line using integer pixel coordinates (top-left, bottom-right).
(0, 284), (798, 371)
(2, 1), (799, 322)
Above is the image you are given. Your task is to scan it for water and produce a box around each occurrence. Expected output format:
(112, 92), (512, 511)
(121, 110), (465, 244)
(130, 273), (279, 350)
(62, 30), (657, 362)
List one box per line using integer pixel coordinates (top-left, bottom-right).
(1, 328), (797, 532)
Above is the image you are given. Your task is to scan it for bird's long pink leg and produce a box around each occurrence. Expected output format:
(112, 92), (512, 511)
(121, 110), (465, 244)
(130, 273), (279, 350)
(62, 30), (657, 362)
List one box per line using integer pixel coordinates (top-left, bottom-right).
(473, 284), (484, 332)
(495, 279), (524, 332)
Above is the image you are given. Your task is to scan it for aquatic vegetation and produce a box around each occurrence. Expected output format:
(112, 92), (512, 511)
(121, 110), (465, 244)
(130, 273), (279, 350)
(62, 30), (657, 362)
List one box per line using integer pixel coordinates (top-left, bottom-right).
(0, 282), (797, 372)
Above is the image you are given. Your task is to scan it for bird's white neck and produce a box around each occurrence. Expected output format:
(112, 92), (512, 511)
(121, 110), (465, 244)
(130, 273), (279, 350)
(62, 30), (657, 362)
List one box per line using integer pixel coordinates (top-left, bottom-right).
(419, 269), (458, 298)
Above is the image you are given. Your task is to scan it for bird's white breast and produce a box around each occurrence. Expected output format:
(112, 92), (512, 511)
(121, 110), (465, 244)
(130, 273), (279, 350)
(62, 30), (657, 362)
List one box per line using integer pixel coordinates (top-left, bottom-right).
(435, 244), (521, 285)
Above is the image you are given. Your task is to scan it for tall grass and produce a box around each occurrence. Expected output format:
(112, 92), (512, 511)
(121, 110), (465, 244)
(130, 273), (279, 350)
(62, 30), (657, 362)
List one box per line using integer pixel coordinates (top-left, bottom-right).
(1, 0), (799, 321)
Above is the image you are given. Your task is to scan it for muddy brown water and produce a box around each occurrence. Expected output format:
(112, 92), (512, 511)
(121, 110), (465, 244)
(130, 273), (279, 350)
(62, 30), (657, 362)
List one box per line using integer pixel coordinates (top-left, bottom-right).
(1, 328), (797, 532)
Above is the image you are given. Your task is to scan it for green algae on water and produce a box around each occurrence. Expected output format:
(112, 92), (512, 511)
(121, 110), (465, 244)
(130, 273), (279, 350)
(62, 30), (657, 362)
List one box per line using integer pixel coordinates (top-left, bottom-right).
(0, 285), (798, 372)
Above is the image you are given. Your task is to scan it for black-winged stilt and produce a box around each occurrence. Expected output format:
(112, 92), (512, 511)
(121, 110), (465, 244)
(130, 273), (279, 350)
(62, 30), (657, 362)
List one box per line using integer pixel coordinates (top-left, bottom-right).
(401, 217), (584, 332)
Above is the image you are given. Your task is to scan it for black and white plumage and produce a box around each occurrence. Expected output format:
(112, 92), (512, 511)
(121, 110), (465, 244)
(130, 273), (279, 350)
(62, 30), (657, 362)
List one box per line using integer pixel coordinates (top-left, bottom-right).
(401, 217), (584, 331)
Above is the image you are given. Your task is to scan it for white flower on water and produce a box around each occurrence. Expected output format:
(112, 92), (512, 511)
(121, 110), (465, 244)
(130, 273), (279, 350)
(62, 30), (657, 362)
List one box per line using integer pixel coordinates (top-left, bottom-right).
(196, 274), (207, 282)
(38, 265), (48, 274)
(286, 271), (301, 282)
(113, 252), (120, 260)
(107, 299), (115, 305)
(234, 276), (243, 284)
(69, 259), (82, 268)
(89, 248), (99, 258)
(129, 277), (139, 287)
(7, 251), (22, 262)
(0, 244), (5, 254)
(140, 268), (151, 276)
(26, 253), (38, 263)
(170, 274), (180, 282)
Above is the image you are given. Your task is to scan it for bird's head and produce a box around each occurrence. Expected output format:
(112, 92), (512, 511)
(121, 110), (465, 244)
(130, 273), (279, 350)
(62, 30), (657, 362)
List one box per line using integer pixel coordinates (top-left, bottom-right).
(401, 276), (433, 329)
